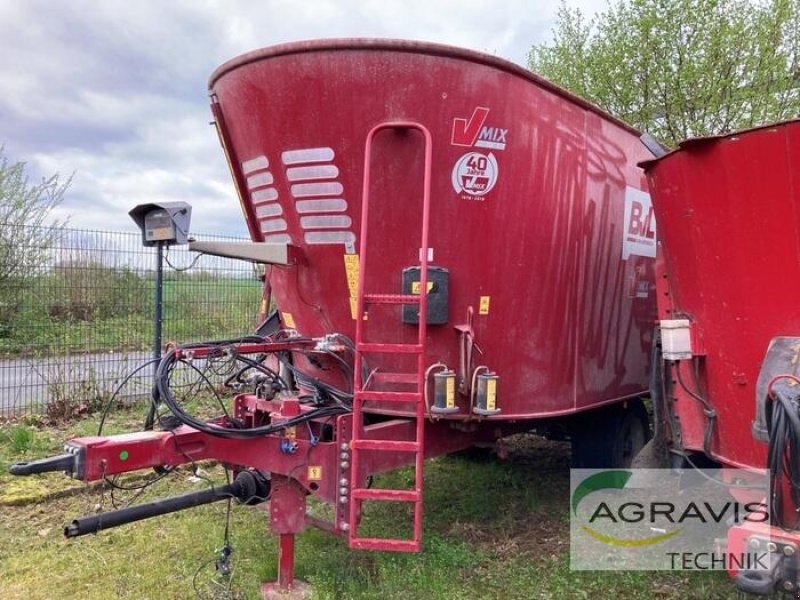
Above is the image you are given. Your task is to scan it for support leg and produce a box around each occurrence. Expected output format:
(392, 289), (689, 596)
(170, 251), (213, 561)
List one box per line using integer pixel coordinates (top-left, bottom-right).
(277, 534), (295, 589)
(261, 477), (311, 599)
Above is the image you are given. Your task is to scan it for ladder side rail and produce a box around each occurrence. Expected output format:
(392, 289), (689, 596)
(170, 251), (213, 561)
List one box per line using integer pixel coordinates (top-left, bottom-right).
(413, 124), (433, 545)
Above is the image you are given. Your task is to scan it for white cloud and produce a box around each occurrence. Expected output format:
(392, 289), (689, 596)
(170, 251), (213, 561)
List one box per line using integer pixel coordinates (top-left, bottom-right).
(0, 0), (608, 237)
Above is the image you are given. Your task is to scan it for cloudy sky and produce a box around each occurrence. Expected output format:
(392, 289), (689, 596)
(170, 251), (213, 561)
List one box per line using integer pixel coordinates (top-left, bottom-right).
(0, 0), (608, 237)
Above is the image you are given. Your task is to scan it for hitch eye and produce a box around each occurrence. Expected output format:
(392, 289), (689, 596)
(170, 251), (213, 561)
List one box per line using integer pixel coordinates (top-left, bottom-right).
(8, 453), (77, 477)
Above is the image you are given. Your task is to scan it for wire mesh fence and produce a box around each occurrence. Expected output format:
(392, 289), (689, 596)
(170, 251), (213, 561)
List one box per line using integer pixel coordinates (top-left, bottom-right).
(0, 225), (264, 417)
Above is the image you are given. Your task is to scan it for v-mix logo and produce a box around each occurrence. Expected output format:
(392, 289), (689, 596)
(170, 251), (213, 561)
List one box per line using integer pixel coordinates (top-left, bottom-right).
(451, 107), (508, 150)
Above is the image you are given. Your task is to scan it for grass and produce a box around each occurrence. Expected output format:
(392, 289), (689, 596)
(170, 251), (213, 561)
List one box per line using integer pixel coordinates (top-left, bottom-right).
(0, 410), (746, 599)
(0, 276), (262, 358)
(0, 425), (38, 454)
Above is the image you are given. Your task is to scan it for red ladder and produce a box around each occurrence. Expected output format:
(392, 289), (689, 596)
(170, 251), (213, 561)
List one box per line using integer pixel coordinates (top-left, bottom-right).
(348, 121), (433, 552)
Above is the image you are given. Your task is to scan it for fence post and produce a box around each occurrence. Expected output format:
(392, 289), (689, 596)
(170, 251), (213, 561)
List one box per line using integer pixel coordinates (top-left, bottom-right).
(153, 241), (165, 378)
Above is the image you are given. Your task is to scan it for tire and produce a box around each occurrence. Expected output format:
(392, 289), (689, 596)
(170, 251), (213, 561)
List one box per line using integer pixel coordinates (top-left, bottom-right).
(571, 398), (650, 469)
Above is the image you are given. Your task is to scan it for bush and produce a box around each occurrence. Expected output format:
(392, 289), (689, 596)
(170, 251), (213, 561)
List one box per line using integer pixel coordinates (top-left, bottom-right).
(46, 260), (151, 322)
(44, 363), (108, 422)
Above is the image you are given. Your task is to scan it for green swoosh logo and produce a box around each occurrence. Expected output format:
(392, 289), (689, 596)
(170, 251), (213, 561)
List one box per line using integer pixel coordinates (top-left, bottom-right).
(572, 470), (632, 516)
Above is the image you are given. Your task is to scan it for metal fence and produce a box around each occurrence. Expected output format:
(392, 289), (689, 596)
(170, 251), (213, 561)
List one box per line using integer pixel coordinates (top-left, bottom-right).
(0, 225), (264, 417)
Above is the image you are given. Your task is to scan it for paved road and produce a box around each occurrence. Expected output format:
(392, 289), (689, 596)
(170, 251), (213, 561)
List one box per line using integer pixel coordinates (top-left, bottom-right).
(0, 351), (155, 416)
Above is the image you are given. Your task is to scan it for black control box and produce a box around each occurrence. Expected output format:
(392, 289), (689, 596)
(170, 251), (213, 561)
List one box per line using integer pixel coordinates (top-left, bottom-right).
(401, 266), (449, 325)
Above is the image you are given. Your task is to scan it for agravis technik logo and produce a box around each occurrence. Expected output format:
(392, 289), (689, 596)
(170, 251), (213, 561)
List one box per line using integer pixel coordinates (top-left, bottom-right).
(570, 468), (770, 571)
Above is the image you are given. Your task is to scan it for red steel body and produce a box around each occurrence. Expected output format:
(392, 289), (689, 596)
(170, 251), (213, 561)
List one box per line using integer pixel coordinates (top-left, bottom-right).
(642, 119), (800, 470)
(209, 39), (657, 420)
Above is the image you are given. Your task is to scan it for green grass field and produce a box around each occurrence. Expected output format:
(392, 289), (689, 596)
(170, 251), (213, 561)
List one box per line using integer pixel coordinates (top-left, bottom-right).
(0, 407), (743, 600)
(0, 275), (262, 358)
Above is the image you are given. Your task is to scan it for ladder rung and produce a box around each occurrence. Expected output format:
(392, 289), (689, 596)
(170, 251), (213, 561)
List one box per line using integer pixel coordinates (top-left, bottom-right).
(356, 391), (421, 403)
(357, 343), (422, 354)
(363, 294), (420, 305)
(351, 439), (420, 452)
(371, 372), (419, 385)
(351, 488), (420, 502)
(350, 538), (420, 552)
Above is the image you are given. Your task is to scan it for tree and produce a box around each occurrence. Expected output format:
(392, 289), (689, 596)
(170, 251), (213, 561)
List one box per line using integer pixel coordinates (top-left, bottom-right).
(529, 0), (800, 146)
(0, 148), (69, 281)
(0, 148), (70, 333)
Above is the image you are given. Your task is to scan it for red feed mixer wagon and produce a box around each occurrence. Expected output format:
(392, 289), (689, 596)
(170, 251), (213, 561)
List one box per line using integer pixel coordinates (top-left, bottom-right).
(641, 119), (800, 596)
(10, 40), (659, 595)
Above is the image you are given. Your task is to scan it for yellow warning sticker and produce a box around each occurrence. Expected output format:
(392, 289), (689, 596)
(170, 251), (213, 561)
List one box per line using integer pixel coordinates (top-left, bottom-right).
(486, 378), (497, 411)
(344, 254), (360, 319)
(411, 281), (435, 294)
(282, 312), (296, 329)
(446, 376), (455, 409)
(479, 296), (491, 315)
(344, 254), (360, 294)
(307, 466), (323, 481)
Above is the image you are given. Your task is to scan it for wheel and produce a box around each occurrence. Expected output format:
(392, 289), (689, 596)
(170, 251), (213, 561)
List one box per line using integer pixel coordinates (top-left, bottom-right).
(611, 400), (650, 467)
(571, 398), (650, 469)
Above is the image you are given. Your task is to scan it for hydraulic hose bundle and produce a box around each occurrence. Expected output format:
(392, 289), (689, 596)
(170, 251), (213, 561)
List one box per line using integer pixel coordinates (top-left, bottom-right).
(765, 376), (800, 529)
(153, 335), (356, 439)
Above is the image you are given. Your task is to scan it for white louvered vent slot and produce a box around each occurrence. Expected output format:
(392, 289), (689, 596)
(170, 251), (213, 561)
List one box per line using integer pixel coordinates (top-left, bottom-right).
(282, 147), (355, 250)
